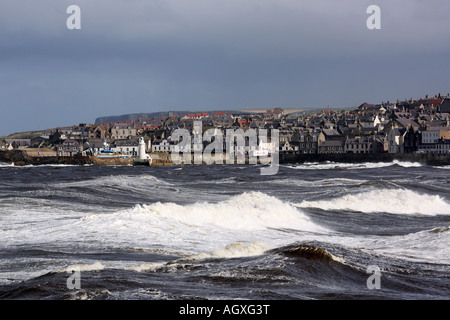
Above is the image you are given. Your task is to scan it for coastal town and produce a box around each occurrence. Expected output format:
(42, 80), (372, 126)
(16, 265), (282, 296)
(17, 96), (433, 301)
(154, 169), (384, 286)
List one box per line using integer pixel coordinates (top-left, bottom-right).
(1, 93), (450, 165)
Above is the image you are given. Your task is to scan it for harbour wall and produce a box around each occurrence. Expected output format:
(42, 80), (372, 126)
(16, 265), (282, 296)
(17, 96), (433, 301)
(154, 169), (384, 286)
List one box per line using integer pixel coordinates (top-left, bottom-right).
(1, 149), (450, 166)
(0, 150), (95, 166)
(279, 152), (450, 166)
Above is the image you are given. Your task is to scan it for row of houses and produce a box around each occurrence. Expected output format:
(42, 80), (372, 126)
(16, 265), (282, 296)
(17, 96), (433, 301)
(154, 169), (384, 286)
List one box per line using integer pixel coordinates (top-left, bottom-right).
(149, 116), (450, 156)
(0, 139), (32, 150)
(56, 138), (149, 157)
(3, 95), (450, 157)
(4, 123), (450, 157)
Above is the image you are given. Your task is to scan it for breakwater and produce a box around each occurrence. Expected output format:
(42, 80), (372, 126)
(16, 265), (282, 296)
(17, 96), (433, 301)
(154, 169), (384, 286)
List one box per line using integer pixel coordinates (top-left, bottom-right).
(0, 150), (94, 166)
(2, 149), (450, 166)
(0, 150), (132, 166)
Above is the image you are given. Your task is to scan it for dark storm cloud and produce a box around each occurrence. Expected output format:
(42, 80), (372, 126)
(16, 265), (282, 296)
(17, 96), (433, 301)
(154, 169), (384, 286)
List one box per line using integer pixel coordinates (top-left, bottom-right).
(0, 0), (449, 135)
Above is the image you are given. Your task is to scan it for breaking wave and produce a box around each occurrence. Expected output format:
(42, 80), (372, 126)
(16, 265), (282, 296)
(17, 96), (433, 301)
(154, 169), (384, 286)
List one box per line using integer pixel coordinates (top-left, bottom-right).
(185, 242), (273, 261)
(285, 160), (422, 170)
(60, 262), (105, 273)
(60, 174), (172, 188)
(281, 244), (345, 263)
(128, 191), (327, 233)
(0, 162), (14, 167)
(297, 189), (450, 215)
(435, 165), (450, 169)
(364, 226), (450, 264)
(68, 192), (330, 255)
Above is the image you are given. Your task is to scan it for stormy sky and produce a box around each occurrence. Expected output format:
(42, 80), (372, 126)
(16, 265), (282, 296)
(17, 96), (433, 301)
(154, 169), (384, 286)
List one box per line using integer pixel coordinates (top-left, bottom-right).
(0, 0), (449, 136)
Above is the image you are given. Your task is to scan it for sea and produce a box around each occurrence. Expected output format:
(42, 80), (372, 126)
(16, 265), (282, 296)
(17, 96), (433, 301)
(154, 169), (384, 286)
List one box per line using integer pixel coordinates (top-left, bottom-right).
(0, 160), (449, 304)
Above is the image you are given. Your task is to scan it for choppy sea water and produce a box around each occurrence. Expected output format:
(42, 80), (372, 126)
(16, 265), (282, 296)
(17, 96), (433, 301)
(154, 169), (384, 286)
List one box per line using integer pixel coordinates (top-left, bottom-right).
(0, 160), (449, 300)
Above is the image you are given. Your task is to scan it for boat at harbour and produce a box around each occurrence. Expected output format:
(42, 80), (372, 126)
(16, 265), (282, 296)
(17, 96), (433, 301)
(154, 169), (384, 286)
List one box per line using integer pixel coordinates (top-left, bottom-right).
(95, 141), (132, 159)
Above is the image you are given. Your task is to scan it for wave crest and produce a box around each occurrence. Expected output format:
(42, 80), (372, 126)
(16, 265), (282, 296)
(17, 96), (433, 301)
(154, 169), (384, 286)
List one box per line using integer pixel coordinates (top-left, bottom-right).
(297, 189), (450, 215)
(186, 242), (273, 261)
(132, 191), (328, 232)
(282, 244), (336, 262)
(285, 160), (422, 170)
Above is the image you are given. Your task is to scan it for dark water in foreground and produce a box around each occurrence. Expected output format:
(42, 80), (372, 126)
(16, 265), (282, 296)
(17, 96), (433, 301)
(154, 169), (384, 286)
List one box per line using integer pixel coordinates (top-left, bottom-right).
(0, 160), (449, 300)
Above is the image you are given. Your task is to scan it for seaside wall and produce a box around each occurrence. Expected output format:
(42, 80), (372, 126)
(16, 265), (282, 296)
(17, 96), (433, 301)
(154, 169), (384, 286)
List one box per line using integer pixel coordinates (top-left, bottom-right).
(0, 150), (138, 166)
(90, 157), (133, 166)
(2, 149), (450, 166)
(149, 152), (450, 166)
(0, 150), (94, 166)
(279, 152), (450, 166)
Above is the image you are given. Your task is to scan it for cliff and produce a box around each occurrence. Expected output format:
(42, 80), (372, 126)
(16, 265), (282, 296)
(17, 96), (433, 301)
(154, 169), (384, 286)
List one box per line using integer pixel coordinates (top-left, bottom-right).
(94, 111), (186, 124)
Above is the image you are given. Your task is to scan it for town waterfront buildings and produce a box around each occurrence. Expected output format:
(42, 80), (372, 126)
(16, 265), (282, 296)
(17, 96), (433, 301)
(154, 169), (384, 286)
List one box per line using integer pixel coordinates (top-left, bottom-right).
(2, 94), (450, 158)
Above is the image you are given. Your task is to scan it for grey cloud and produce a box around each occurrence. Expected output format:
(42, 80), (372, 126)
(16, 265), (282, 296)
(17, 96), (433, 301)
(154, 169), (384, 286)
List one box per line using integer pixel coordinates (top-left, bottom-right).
(0, 0), (449, 136)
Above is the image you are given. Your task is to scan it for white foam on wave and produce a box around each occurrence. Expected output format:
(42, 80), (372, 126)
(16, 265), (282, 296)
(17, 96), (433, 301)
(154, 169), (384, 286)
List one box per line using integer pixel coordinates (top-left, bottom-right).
(58, 261), (165, 274)
(54, 242), (270, 275)
(59, 174), (172, 189)
(125, 262), (166, 272)
(52, 243), (274, 274)
(284, 160), (422, 170)
(0, 163), (82, 168)
(435, 165), (450, 169)
(391, 160), (422, 167)
(60, 261), (105, 273)
(0, 162), (14, 167)
(39, 164), (79, 167)
(187, 242), (273, 260)
(297, 189), (450, 215)
(308, 224), (450, 264)
(267, 177), (369, 188)
(0, 192), (326, 258)
(360, 226), (450, 264)
(129, 191), (327, 232)
(68, 191), (329, 255)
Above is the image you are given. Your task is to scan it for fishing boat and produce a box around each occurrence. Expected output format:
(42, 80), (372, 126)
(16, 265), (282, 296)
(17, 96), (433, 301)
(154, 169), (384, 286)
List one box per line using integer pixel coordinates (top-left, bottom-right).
(96, 141), (131, 159)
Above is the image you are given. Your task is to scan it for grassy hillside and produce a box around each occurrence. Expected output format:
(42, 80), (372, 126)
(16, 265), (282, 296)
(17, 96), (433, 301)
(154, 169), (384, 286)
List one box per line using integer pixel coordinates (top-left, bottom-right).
(3, 131), (43, 140)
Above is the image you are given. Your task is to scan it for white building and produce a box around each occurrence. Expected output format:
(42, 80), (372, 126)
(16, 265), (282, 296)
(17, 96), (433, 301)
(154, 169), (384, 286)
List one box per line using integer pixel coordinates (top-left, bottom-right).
(418, 139), (450, 154)
(421, 127), (450, 144)
(113, 139), (139, 156)
(386, 125), (406, 153)
(151, 139), (172, 152)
